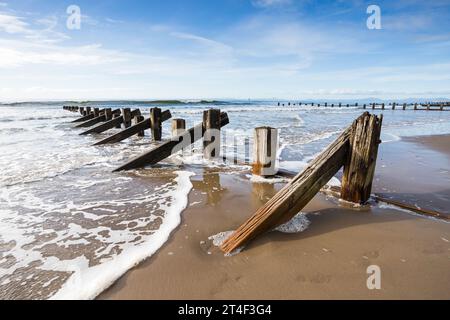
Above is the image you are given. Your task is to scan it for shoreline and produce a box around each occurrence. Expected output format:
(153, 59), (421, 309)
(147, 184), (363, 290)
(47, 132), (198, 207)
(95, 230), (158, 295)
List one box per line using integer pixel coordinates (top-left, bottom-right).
(98, 133), (450, 300)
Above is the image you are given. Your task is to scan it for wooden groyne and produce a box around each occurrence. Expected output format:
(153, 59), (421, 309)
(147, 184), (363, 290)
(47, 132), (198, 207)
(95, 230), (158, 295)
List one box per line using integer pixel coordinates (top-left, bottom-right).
(94, 109), (172, 145)
(221, 112), (383, 254)
(113, 110), (229, 171)
(63, 104), (445, 250)
(276, 101), (450, 111)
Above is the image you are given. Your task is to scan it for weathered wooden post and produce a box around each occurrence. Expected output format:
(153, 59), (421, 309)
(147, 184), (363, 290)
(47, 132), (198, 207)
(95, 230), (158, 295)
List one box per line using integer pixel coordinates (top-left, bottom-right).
(104, 108), (113, 121)
(427, 103), (430, 111)
(172, 119), (186, 137)
(93, 108), (100, 117)
(392, 102), (396, 110)
(355, 103), (358, 107)
(346, 104), (349, 107)
(325, 102), (328, 107)
(331, 104), (334, 107)
(341, 113), (383, 204)
(121, 108), (132, 128)
(414, 103), (418, 110)
(382, 103), (385, 110)
(363, 104), (367, 109)
(150, 108), (162, 141)
(203, 109), (221, 159)
(86, 107), (92, 115)
(372, 103), (375, 110)
(134, 115), (145, 137)
(79, 107), (85, 115)
(440, 104), (444, 111)
(403, 103), (407, 110)
(113, 113), (122, 128)
(252, 127), (279, 177)
(339, 103), (342, 108)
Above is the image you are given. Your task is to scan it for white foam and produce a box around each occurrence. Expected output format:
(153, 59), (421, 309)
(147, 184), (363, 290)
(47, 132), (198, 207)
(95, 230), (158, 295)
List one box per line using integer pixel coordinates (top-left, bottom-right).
(208, 231), (244, 256)
(50, 170), (194, 300)
(248, 174), (290, 184)
(274, 213), (310, 234)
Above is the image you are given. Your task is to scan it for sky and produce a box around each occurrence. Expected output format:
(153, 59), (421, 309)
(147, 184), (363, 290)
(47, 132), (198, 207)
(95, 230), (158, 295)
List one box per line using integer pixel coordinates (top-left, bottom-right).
(0, 0), (450, 101)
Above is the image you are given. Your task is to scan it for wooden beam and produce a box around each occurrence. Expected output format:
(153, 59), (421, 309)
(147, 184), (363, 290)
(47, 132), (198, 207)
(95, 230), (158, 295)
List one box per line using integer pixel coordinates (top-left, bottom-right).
(71, 112), (95, 123)
(341, 113), (383, 204)
(93, 110), (172, 145)
(75, 113), (106, 128)
(74, 109), (119, 128)
(220, 121), (355, 254)
(113, 112), (229, 172)
(79, 109), (140, 135)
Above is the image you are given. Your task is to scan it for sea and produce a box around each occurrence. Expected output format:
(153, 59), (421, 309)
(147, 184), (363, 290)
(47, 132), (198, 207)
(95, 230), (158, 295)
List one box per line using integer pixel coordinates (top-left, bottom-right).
(1, 100), (449, 299)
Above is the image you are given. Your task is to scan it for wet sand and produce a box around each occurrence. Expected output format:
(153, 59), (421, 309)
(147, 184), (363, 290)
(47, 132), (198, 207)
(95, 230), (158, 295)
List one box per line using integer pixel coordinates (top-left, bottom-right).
(99, 135), (450, 300)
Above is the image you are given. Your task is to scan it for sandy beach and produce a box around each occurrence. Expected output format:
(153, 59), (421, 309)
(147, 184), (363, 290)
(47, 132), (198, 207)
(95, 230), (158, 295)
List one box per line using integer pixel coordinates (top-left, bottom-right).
(99, 134), (450, 300)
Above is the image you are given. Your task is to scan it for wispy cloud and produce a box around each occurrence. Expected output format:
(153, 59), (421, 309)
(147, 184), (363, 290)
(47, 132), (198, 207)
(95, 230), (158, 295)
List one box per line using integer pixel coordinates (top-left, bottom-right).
(0, 12), (29, 34)
(170, 31), (233, 53)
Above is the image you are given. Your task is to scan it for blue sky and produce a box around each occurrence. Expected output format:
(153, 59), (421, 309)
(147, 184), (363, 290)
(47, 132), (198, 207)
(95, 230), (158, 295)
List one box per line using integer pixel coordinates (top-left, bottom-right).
(1, 0), (450, 101)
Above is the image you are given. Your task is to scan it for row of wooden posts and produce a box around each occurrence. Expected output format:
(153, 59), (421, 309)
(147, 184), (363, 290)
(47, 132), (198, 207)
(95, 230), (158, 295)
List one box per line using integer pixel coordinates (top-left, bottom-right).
(64, 106), (384, 253)
(64, 106), (232, 171)
(277, 101), (450, 111)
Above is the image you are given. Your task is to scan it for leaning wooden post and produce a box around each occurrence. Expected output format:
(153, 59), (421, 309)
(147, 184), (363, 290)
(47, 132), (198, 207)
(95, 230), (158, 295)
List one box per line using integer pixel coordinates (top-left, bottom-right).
(172, 119), (186, 137)
(150, 108), (162, 141)
(203, 109), (221, 159)
(252, 127), (279, 177)
(392, 102), (396, 110)
(341, 113), (383, 204)
(440, 104), (444, 111)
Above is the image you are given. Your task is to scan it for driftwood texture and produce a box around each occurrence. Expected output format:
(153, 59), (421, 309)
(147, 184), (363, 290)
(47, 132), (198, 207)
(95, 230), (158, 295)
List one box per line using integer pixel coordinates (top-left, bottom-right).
(341, 113), (383, 204)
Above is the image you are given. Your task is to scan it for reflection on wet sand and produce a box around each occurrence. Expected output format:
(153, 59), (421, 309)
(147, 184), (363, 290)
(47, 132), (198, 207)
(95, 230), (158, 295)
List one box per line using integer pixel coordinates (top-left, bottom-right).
(191, 169), (227, 206)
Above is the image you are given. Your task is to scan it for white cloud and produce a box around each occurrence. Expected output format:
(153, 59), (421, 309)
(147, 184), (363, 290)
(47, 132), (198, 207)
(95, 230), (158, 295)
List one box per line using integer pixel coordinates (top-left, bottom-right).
(0, 11), (69, 42)
(0, 12), (30, 34)
(0, 40), (126, 68)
